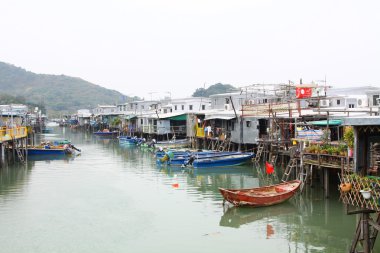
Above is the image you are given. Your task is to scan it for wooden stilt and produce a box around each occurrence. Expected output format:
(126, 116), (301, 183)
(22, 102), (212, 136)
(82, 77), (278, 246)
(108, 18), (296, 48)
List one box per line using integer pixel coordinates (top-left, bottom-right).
(348, 209), (380, 253)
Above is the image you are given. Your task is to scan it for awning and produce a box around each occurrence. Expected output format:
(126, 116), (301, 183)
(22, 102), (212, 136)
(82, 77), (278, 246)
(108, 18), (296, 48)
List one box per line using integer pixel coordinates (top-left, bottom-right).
(123, 115), (137, 120)
(168, 114), (187, 121)
(309, 119), (342, 126)
(159, 113), (187, 120)
(205, 115), (237, 120)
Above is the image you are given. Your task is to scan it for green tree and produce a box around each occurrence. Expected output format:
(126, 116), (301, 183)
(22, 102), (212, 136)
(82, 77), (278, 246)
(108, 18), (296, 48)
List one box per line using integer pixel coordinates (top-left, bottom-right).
(192, 83), (238, 97)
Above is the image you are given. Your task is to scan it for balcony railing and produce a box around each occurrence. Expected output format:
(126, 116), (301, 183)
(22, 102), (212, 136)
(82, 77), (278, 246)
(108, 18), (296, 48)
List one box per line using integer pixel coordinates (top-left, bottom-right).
(0, 127), (28, 142)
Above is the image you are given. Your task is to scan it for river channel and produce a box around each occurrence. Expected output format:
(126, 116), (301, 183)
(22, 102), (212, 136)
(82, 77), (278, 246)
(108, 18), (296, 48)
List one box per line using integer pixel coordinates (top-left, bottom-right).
(0, 127), (378, 253)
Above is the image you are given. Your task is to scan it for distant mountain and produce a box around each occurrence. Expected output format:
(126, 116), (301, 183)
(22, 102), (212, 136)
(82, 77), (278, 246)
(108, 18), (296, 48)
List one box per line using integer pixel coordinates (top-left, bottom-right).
(192, 83), (238, 97)
(0, 62), (130, 115)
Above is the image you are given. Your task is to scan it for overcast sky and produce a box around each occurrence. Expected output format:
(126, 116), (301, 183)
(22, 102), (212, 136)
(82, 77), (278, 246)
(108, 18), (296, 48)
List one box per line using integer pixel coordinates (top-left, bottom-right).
(1, 0), (379, 100)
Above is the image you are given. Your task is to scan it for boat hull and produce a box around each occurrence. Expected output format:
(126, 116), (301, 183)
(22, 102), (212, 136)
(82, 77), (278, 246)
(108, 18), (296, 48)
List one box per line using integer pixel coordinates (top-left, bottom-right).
(93, 131), (119, 137)
(27, 148), (69, 155)
(219, 180), (301, 207)
(155, 139), (190, 149)
(192, 153), (254, 168)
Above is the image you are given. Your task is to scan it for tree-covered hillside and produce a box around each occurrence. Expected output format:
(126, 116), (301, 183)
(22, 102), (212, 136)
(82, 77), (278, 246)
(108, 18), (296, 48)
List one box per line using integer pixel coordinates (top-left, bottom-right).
(0, 62), (130, 115)
(192, 83), (238, 97)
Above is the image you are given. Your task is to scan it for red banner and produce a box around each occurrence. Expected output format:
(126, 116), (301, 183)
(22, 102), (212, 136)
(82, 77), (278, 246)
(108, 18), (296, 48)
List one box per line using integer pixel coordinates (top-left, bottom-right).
(296, 87), (312, 98)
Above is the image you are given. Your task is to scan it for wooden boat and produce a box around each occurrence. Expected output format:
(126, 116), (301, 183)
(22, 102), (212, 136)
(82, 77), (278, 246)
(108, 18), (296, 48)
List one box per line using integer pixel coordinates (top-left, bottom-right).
(219, 180), (301, 207)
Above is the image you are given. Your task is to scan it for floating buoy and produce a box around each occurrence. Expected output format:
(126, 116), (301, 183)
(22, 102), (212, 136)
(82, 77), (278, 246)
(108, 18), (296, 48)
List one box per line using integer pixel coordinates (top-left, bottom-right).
(172, 175), (179, 188)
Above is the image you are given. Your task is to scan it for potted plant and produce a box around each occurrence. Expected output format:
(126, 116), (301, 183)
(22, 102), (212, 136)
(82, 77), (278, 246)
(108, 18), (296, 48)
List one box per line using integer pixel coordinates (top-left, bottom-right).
(343, 126), (354, 157)
(360, 188), (372, 199)
(339, 182), (352, 192)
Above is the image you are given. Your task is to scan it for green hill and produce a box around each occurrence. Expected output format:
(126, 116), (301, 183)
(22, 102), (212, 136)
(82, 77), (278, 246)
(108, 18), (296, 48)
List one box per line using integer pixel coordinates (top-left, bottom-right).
(0, 62), (129, 115)
(192, 83), (238, 97)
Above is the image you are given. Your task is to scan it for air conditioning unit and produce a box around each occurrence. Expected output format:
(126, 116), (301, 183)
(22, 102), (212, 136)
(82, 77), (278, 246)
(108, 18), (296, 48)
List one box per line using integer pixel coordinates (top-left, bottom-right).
(320, 99), (329, 107)
(224, 104), (230, 110)
(357, 99), (363, 107)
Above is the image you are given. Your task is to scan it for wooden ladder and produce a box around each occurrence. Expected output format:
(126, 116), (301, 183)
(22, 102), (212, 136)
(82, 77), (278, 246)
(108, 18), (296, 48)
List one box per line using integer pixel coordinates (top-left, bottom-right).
(15, 146), (25, 164)
(218, 138), (230, 152)
(298, 164), (309, 193)
(281, 157), (297, 182)
(253, 142), (264, 162)
(270, 153), (278, 165)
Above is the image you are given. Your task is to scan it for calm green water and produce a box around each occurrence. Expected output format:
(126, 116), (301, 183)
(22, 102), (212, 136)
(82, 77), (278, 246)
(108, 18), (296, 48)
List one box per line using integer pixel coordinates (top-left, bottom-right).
(0, 127), (377, 253)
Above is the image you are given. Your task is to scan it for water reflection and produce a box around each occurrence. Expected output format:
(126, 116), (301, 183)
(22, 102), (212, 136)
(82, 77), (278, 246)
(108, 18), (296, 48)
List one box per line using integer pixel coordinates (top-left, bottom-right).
(0, 164), (30, 198)
(27, 154), (79, 162)
(220, 201), (298, 228)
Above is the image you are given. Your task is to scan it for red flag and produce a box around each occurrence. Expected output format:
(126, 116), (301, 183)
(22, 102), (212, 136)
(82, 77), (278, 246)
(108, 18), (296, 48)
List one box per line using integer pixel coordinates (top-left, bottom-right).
(296, 87), (312, 98)
(265, 161), (274, 174)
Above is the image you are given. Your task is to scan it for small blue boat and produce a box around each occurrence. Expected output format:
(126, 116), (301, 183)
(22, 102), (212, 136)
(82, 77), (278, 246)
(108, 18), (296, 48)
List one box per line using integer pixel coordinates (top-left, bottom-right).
(155, 139), (190, 149)
(118, 136), (137, 145)
(190, 153), (254, 168)
(156, 151), (251, 167)
(27, 147), (74, 155)
(118, 136), (146, 145)
(93, 130), (119, 137)
(41, 128), (53, 134)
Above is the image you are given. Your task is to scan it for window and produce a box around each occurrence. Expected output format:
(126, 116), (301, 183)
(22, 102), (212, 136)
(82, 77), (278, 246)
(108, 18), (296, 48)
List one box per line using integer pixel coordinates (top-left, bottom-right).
(225, 98), (230, 104)
(374, 95), (379, 106)
(349, 104), (355, 108)
(246, 121), (251, 127)
(189, 105), (193, 110)
(141, 105), (144, 109)
(358, 99), (362, 106)
(181, 105), (184, 110)
(337, 99), (341, 105)
(140, 119), (143, 124)
(175, 105), (177, 110)
(202, 105), (205, 110)
(164, 109), (167, 113)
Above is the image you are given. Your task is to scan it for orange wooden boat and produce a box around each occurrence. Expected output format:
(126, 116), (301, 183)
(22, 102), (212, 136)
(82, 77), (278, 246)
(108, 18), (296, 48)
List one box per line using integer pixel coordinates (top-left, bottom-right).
(219, 180), (301, 207)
